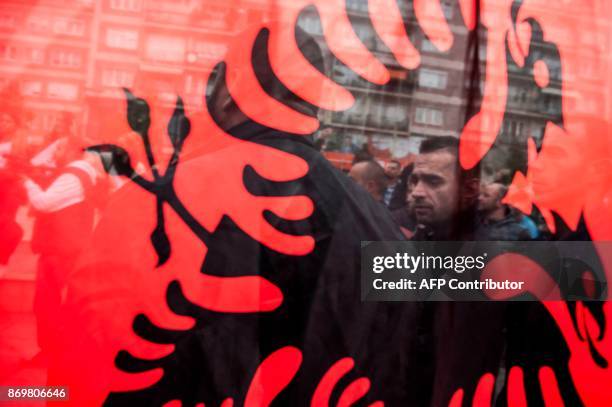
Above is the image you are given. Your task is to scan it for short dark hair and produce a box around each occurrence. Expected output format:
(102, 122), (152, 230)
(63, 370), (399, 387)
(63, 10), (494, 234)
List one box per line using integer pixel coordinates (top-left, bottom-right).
(352, 150), (374, 165)
(358, 160), (387, 195)
(419, 136), (459, 155)
(418, 135), (481, 198)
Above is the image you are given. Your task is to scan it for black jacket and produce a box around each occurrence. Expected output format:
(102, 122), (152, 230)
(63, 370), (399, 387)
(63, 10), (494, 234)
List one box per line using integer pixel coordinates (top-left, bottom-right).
(105, 123), (426, 406)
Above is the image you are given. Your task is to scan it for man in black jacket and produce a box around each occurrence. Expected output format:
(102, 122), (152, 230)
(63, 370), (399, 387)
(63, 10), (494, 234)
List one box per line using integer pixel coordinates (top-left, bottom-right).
(408, 136), (508, 406)
(102, 26), (426, 406)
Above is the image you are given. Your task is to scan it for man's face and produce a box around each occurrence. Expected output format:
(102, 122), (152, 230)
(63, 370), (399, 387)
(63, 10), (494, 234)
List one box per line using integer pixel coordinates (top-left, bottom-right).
(478, 184), (501, 213)
(385, 162), (401, 179)
(409, 150), (460, 226)
(320, 127), (333, 138)
(405, 183), (415, 214)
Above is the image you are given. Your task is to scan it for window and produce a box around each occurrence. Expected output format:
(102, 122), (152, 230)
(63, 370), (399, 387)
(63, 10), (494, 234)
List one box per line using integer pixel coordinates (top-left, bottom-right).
(27, 48), (45, 64)
(0, 13), (17, 29)
(384, 104), (408, 125)
(369, 96), (385, 126)
(542, 56), (561, 81)
(184, 74), (206, 95)
(50, 50), (81, 68)
(109, 0), (142, 12)
(146, 35), (185, 62)
(148, 0), (194, 13)
(509, 86), (519, 103)
(102, 69), (135, 87)
(106, 28), (139, 50)
(30, 112), (57, 132)
(503, 120), (516, 138)
(191, 42), (227, 62)
(418, 69), (447, 90)
(545, 96), (561, 114)
(47, 82), (78, 100)
(530, 123), (545, 143)
(415, 107), (443, 126)
(27, 16), (50, 32)
(502, 119), (527, 139)
(21, 81), (43, 97)
(0, 45), (18, 61)
(516, 121), (525, 138)
(54, 19), (85, 37)
(347, 96), (367, 125)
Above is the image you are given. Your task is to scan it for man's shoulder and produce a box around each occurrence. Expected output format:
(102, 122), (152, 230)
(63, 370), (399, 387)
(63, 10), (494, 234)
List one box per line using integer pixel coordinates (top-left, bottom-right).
(483, 215), (533, 240)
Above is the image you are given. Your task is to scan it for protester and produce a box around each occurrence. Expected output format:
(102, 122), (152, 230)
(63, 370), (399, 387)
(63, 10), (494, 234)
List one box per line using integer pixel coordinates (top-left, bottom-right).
(391, 168), (416, 238)
(518, 210), (541, 239)
(408, 136), (509, 405)
(348, 159), (387, 203)
(313, 125), (332, 151)
(382, 159), (401, 207)
(386, 162), (413, 211)
(25, 135), (102, 355)
(80, 27), (424, 406)
(476, 181), (532, 240)
(409, 136), (480, 240)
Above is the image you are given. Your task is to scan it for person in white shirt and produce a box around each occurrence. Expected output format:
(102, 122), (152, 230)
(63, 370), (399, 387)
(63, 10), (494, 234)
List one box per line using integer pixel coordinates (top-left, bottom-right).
(25, 138), (102, 355)
(24, 154), (98, 213)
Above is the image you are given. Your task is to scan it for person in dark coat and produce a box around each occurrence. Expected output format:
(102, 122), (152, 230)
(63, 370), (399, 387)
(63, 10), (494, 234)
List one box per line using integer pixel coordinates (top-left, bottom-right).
(96, 26), (428, 406)
(408, 136), (508, 406)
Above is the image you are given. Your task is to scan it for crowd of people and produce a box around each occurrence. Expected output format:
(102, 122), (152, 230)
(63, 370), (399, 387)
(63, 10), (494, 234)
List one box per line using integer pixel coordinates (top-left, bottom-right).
(348, 136), (543, 242)
(345, 135), (584, 405)
(0, 106), (551, 365)
(0, 99), (593, 404)
(0, 15), (601, 404)
(0, 110), (108, 359)
(0, 37), (591, 403)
